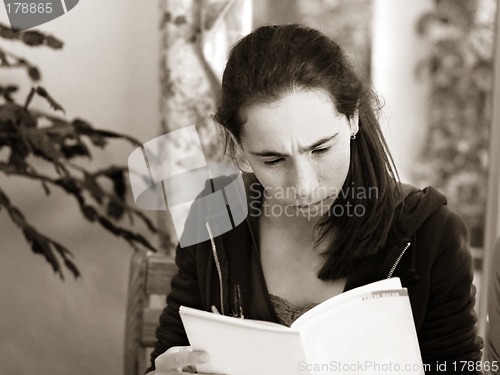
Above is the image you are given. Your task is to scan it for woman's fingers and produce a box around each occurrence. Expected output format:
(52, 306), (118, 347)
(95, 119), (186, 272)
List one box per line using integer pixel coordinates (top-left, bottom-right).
(155, 349), (209, 373)
(155, 347), (226, 375)
(170, 365), (225, 374)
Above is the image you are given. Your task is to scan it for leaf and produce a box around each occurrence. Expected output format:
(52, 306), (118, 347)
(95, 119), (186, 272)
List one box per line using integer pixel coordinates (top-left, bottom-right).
(0, 49), (9, 66)
(40, 180), (51, 195)
(81, 205), (97, 222)
(71, 118), (92, 131)
(5, 85), (18, 95)
(0, 85), (17, 102)
(72, 118), (141, 147)
(0, 23), (17, 39)
(0, 188), (12, 208)
(25, 129), (64, 161)
(55, 177), (81, 195)
(21, 31), (45, 46)
(35, 115), (74, 137)
(96, 215), (156, 251)
(29, 231), (61, 274)
(103, 167), (126, 199)
(131, 209), (158, 233)
(61, 142), (91, 159)
(82, 174), (104, 204)
(106, 200), (124, 220)
(0, 23), (63, 51)
(45, 35), (64, 49)
(63, 257), (81, 278)
(36, 86), (48, 98)
(127, 232), (157, 252)
(0, 102), (34, 128)
(104, 168), (126, 220)
(8, 149), (29, 171)
(28, 66), (41, 81)
(36, 86), (65, 113)
(72, 119), (107, 147)
(0, 188), (78, 279)
(97, 216), (120, 235)
(87, 133), (107, 148)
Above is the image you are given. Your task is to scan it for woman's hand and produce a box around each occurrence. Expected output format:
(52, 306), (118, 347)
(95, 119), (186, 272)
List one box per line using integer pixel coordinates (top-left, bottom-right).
(152, 346), (224, 375)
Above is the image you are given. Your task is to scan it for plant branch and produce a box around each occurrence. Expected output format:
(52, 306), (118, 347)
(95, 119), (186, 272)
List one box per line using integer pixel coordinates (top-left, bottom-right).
(0, 187), (80, 279)
(0, 162), (159, 246)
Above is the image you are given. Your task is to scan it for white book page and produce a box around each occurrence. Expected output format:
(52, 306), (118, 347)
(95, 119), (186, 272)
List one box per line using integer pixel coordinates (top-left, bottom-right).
(296, 289), (424, 375)
(292, 277), (402, 328)
(179, 306), (307, 375)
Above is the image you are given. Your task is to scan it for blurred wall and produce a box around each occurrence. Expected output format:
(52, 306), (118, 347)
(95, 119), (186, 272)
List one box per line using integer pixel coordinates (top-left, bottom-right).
(0, 1), (158, 374)
(372, 0), (433, 185)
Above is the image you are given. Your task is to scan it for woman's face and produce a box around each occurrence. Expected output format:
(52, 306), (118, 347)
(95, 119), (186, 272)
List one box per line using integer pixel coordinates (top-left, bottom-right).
(239, 89), (356, 216)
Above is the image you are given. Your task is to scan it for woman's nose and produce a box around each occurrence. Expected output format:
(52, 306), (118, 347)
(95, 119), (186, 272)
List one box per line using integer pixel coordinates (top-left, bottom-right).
(290, 160), (319, 200)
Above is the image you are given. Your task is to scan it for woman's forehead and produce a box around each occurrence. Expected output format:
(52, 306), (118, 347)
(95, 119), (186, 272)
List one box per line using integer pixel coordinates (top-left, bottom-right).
(241, 90), (346, 144)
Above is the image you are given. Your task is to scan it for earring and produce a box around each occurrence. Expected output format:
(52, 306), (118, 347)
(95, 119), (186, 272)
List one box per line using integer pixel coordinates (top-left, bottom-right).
(351, 133), (356, 140)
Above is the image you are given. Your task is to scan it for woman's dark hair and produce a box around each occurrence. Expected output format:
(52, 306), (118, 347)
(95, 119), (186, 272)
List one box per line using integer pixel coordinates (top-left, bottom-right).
(215, 24), (402, 281)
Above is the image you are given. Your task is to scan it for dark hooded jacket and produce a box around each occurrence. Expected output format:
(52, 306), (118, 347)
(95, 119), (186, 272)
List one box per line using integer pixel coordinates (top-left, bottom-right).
(147, 174), (484, 374)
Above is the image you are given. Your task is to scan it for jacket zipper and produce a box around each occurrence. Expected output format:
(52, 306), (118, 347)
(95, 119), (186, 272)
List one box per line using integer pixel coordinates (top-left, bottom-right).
(206, 222), (224, 315)
(207, 220), (410, 313)
(232, 284), (244, 318)
(387, 241), (411, 279)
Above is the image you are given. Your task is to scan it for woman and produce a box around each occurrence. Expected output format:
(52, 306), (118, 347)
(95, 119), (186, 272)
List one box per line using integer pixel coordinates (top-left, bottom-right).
(147, 24), (483, 374)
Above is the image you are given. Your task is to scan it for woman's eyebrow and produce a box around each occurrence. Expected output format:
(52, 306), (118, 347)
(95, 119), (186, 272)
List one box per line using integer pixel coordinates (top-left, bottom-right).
(249, 133), (339, 157)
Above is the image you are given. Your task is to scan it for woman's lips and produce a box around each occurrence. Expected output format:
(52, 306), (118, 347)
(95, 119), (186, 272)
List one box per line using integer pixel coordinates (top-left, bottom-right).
(295, 200), (324, 209)
(294, 195), (336, 209)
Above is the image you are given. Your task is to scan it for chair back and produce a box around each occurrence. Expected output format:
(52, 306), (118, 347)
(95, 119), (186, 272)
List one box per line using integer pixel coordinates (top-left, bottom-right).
(124, 251), (177, 375)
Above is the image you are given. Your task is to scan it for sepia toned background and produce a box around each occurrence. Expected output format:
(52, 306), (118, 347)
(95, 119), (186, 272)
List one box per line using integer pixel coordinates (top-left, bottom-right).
(1, 0), (499, 374)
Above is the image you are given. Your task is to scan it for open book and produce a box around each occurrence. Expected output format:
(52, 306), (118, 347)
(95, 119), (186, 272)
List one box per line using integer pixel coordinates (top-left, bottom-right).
(179, 278), (424, 375)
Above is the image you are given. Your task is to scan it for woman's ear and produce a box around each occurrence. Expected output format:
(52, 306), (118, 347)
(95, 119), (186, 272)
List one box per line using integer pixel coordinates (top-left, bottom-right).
(218, 124), (253, 173)
(233, 141), (253, 173)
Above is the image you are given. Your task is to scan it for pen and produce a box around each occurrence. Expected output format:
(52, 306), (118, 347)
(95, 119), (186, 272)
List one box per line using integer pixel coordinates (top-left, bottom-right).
(211, 303), (245, 318)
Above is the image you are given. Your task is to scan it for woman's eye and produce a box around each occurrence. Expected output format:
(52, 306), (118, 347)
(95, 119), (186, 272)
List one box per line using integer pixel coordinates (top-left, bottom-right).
(264, 158), (283, 166)
(312, 147), (331, 155)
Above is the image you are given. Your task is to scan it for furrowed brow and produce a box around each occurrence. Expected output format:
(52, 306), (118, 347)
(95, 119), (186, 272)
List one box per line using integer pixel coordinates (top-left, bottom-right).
(301, 133), (339, 152)
(249, 133), (338, 157)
